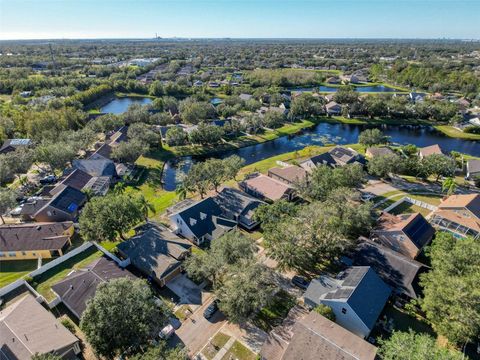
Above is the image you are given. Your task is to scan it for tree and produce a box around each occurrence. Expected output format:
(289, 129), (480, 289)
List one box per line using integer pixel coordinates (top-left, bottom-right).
(165, 127), (188, 146)
(378, 330), (463, 360)
(130, 342), (188, 360)
(184, 231), (256, 286)
(31, 354), (62, 360)
(358, 129), (389, 147)
(314, 304), (336, 322)
(296, 163), (365, 201)
(0, 188), (17, 224)
(420, 232), (480, 346)
(111, 139), (149, 163)
(422, 154), (456, 182)
(188, 123), (224, 145)
(263, 110), (285, 129)
(79, 193), (144, 241)
(138, 194), (155, 221)
(35, 142), (77, 172)
(333, 86), (359, 105)
(367, 153), (402, 179)
(442, 177), (457, 196)
(254, 200), (298, 233)
(223, 155), (245, 181)
(127, 122), (161, 147)
(80, 278), (167, 359)
(215, 259), (276, 323)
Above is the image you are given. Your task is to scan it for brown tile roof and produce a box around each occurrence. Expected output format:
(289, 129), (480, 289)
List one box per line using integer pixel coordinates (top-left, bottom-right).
(0, 294), (79, 358)
(366, 147), (395, 158)
(0, 222), (73, 252)
(262, 311), (377, 360)
(242, 173), (292, 201)
(268, 166), (308, 184)
(50, 169), (92, 196)
(438, 194), (480, 216)
(418, 144), (443, 157)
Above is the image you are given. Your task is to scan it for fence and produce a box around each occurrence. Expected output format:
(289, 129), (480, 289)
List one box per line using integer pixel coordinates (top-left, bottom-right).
(384, 196), (438, 213)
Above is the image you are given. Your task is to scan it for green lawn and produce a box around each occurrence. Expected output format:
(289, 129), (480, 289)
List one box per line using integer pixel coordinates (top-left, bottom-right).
(389, 201), (433, 217)
(253, 290), (296, 332)
(435, 125), (480, 141)
(33, 248), (103, 301)
(202, 332), (231, 360)
(221, 340), (257, 360)
(376, 304), (435, 338)
(0, 259), (40, 287)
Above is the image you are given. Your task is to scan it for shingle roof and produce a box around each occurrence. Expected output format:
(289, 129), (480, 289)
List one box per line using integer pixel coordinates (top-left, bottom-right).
(280, 311), (377, 360)
(467, 159), (480, 174)
(366, 147), (395, 158)
(241, 173), (292, 201)
(268, 166), (308, 184)
(51, 256), (136, 318)
(0, 294), (78, 358)
(171, 197), (237, 240)
(304, 266), (390, 331)
(438, 194), (480, 217)
(213, 187), (264, 225)
(72, 159), (117, 177)
(90, 143), (113, 160)
(418, 144), (443, 157)
(0, 222), (73, 252)
(352, 241), (424, 299)
(118, 223), (191, 280)
(39, 186), (86, 215)
(50, 169), (92, 196)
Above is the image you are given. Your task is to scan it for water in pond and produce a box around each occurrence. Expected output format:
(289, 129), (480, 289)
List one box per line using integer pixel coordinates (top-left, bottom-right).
(161, 122), (480, 191)
(293, 85), (401, 93)
(100, 97), (152, 114)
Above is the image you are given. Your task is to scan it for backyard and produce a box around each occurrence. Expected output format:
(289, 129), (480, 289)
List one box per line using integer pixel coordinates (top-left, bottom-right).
(253, 290), (297, 332)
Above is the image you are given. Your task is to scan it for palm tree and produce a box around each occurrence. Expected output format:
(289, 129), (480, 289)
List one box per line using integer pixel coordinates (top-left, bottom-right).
(442, 177), (457, 196)
(138, 195), (155, 222)
(175, 183), (188, 200)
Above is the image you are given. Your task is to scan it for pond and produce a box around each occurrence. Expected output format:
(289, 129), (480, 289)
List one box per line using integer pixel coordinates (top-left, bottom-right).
(161, 122), (480, 191)
(293, 85), (402, 93)
(100, 97), (153, 114)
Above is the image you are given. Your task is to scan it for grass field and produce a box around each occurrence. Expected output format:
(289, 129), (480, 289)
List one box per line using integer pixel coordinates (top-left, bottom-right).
(434, 125), (480, 140)
(202, 332), (231, 360)
(221, 340), (257, 360)
(33, 248), (103, 301)
(0, 259), (40, 287)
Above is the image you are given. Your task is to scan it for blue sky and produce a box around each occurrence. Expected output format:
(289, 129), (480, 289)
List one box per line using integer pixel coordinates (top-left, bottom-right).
(0, 0), (479, 40)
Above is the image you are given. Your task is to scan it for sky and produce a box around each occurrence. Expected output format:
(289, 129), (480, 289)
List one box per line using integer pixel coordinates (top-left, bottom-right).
(0, 0), (479, 40)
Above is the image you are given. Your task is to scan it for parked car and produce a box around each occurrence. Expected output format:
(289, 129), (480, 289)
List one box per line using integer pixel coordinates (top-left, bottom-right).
(159, 324), (175, 340)
(360, 192), (375, 202)
(291, 275), (310, 290)
(39, 175), (56, 184)
(203, 299), (220, 319)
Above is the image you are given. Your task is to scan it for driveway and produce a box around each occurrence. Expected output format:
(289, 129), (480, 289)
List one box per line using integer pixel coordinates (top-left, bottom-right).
(166, 274), (204, 309)
(169, 298), (227, 356)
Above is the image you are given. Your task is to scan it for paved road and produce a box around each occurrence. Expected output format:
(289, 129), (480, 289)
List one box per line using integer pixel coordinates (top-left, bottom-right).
(169, 297), (227, 356)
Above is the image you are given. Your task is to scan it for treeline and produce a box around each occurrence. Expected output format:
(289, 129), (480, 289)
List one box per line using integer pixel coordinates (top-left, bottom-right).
(247, 69), (327, 87)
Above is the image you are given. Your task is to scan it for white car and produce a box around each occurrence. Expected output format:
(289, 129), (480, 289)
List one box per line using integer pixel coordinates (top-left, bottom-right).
(159, 324), (175, 340)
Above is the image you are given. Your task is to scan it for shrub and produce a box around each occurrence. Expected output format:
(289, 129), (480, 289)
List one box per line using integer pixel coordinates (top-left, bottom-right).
(313, 304), (336, 322)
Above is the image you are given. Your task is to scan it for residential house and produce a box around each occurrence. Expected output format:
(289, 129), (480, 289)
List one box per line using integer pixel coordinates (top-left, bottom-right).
(168, 197), (237, 245)
(365, 146), (395, 159)
(325, 101), (342, 115)
(466, 159), (480, 180)
(260, 310), (377, 360)
(107, 126), (129, 144)
(300, 146), (365, 171)
(239, 93), (253, 101)
(239, 173), (295, 202)
(430, 194), (480, 239)
(326, 76), (340, 84)
(117, 223), (191, 286)
(0, 294), (81, 359)
(51, 256), (136, 319)
(371, 212), (435, 259)
(409, 92), (426, 103)
(417, 144), (443, 159)
(50, 168), (110, 197)
(267, 166), (308, 186)
(0, 222), (74, 260)
(193, 80), (203, 87)
(212, 187), (265, 230)
(72, 159), (117, 178)
(304, 266), (391, 338)
(0, 139), (32, 155)
(351, 240), (425, 299)
(33, 186), (87, 222)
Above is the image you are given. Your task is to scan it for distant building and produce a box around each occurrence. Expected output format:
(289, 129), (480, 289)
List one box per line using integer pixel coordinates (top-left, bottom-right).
(0, 222), (74, 260)
(325, 101), (342, 115)
(304, 266), (391, 338)
(300, 146), (364, 171)
(0, 138), (32, 155)
(365, 146), (395, 159)
(0, 294), (81, 358)
(267, 166), (308, 186)
(371, 212), (434, 259)
(417, 144), (443, 159)
(239, 173), (295, 202)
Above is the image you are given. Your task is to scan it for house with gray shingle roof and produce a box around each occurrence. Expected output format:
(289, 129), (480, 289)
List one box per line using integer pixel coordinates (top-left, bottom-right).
(304, 266), (391, 338)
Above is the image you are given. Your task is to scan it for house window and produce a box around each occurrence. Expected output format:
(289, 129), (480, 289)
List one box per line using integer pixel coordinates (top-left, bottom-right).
(8, 252), (16, 257)
(341, 308), (347, 314)
(47, 211), (52, 216)
(22, 251), (27, 255)
(0, 252), (4, 257)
